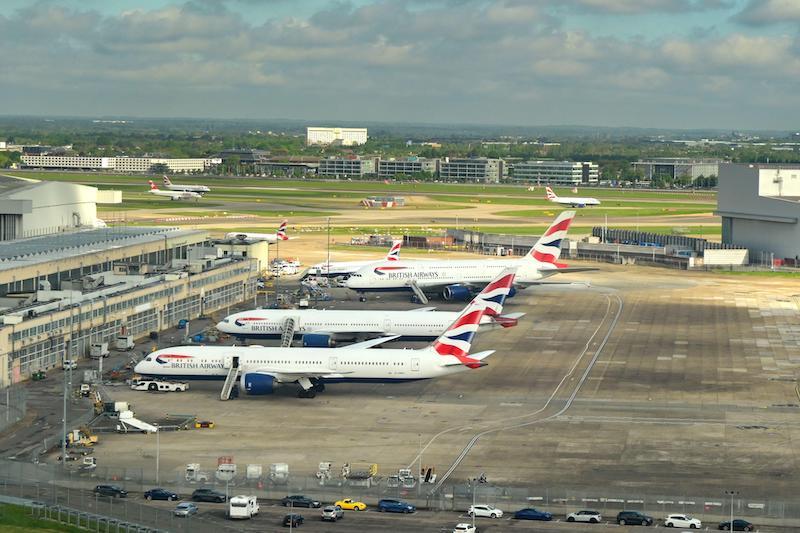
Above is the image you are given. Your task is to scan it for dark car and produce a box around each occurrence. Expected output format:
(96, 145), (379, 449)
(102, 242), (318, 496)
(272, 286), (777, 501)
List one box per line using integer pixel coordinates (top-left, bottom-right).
(718, 519), (754, 531)
(93, 485), (128, 498)
(616, 511), (654, 526)
(283, 513), (304, 527)
(281, 495), (321, 508)
(377, 499), (416, 513)
(144, 488), (179, 501)
(191, 488), (227, 503)
(513, 508), (553, 521)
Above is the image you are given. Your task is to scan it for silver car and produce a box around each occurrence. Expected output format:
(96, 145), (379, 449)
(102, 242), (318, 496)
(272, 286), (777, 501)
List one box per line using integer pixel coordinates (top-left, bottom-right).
(321, 505), (345, 521)
(567, 509), (602, 523)
(173, 502), (198, 517)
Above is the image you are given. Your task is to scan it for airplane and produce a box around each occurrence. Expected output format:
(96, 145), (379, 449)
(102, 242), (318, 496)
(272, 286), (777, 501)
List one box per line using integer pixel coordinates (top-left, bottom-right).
(147, 180), (201, 201)
(545, 186), (600, 208)
(345, 210), (585, 303)
(305, 240), (403, 279)
(162, 175), (210, 194)
(225, 220), (290, 244)
(216, 275), (523, 345)
(133, 269), (517, 399)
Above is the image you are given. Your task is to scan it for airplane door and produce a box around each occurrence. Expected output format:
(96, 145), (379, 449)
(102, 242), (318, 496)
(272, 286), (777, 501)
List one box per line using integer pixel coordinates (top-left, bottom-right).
(223, 355), (233, 368)
(411, 358), (420, 372)
(329, 356), (337, 370)
(384, 317), (392, 332)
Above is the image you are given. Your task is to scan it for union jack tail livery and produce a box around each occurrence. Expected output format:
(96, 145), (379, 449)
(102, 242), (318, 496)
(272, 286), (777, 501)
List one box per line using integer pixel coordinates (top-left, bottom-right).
(148, 180), (159, 190)
(528, 210), (575, 269)
(545, 186), (558, 201)
(474, 267), (517, 317)
(163, 175), (173, 186)
(385, 240), (403, 261)
(277, 220), (289, 241)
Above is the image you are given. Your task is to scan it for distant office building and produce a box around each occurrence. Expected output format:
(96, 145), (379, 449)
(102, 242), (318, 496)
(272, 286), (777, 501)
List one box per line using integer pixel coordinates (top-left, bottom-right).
(632, 158), (721, 181)
(317, 157), (376, 177)
(306, 127), (368, 146)
(439, 158), (504, 183)
(378, 158), (438, 178)
(512, 160), (599, 185)
(218, 149), (271, 165)
(718, 163), (800, 261)
(21, 155), (222, 173)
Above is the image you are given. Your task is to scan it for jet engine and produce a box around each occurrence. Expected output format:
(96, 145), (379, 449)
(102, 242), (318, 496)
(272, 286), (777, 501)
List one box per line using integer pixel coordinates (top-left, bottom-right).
(302, 334), (335, 348)
(442, 285), (472, 301)
(240, 373), (276, 395)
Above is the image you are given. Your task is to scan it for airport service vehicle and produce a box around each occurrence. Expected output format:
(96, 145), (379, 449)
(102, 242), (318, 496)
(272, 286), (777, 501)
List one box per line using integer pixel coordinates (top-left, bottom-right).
(283, 513), (304, 527)
(453, 524), (476, 533)
(90, 342), (109, 359)
(62, 359), (77, 370)
(174, 502), (198, 517)
(616, 510), (654, 526)
(718, 519), (754, 531)
(468, 504), (503, 518)
(144, 488), (179, 501)
(134, 270), (515, 399)
(228, 495), (259, 519)
(346, 211), (584, 303)
(664, 513), (701, 528)
(321, 505), (344, 521)
(306, 240), (403, 278)
(131, 380), (188, 392)
(282, 495), (321, 508)
(377, 499), (415, 513)
(162, 175), (210, 194)
(94, 485), (128, 498)
(567, 509), (602, 523)
(514, 508), (552, 521)
(225, 219), (290, 243)
(545, 186), (601, 207)
(191, 488), (226, 503)
(335, 498), (366, 511)
(115, 335), (135, 351)
(147, 180), (201, 200)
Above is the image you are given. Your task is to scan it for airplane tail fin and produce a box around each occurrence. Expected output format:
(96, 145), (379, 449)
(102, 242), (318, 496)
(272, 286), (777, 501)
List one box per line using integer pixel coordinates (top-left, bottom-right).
(277, 219), (289, 241)
(148, 180), (159, 191)
(430, 268), (516, 368)
(385, 239), (403, 261)
(163, 175), (172, 186)
(473, 267), (517, 317)
(545, 186), (558, 200)
(525, 210), (575, 269)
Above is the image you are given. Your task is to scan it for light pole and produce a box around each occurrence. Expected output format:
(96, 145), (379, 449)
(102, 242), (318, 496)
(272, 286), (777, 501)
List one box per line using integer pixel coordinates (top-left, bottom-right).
(471, 477), (476, 530)
(417, 433), (422, 498)
(326, 216), (331, 276)
(155, 424), (160, 485)
(725, 490), (738, 530)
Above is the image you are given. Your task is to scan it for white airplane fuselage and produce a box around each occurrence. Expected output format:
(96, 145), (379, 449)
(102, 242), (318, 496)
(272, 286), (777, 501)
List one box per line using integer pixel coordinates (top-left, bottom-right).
(224, 232), (280, 243)
(549, 196), (600, 207)
(165, 183), (210, 193)
(149, 189), (200, 200)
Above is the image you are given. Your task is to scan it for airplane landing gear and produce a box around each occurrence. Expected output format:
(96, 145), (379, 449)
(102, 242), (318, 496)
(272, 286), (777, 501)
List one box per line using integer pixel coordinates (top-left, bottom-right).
(298, 389), (317, 399)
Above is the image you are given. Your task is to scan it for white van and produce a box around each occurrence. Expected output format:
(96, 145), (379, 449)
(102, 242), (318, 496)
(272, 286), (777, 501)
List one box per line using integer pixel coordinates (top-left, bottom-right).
(229, 495), (259, 519)
(130, 380), (188, 392)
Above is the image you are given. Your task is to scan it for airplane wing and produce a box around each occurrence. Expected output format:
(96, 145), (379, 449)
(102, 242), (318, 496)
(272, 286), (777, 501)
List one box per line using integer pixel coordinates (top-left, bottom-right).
(409, 306), (437, 312)
(339, 335), (400, 349)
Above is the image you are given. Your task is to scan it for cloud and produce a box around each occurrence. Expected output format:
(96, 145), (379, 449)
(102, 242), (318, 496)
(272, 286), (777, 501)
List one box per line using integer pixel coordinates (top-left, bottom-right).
(734, 0), (800, 25)
(554, 0), (732, 15)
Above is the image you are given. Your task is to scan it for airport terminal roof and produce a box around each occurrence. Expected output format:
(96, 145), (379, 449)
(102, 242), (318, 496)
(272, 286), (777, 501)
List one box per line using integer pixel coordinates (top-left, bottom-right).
(0, 175), (39, 197)
(0, 227), (205, 272)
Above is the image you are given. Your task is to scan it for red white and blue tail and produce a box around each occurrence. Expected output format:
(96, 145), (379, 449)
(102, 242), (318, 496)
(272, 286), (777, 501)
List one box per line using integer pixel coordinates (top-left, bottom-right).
(277, 219), (289, 241)
(545, 186), (558, 201)
(474, 267), (517, 317)
(163, 175), (173, 186)
(385, 240), (402, 261)
(526, 210), (575, 269)
(148, 180), (159, 191)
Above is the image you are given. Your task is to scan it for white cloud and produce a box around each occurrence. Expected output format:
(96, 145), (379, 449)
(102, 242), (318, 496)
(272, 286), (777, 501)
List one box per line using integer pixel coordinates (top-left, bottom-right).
(734, 0), (800, 25)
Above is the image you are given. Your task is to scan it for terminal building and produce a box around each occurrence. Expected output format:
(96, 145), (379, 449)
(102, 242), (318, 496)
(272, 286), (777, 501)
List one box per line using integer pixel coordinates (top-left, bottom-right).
(306, 127), (368, 146)
(317, 157), (376, 177)
(439, 158), (504, 183)
(632, 158), (721, 182)
(717, 163), (800, 261)
(21, 155), (222, 173)
(511, 160), (599, 185)
(377, 158), (438, 179)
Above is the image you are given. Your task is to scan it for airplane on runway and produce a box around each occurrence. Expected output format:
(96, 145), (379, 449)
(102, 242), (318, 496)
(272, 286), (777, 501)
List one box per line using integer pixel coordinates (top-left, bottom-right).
(545, 186), (600, 208)
(345, 210), (589, 303)
(162, 175), (210, 194)
(216, 272), (523, 345)
(147, 180), (201, 201)
(305, 240), (403, 279)
(133, 269), (517, 399)
(225, 220), (290, 243)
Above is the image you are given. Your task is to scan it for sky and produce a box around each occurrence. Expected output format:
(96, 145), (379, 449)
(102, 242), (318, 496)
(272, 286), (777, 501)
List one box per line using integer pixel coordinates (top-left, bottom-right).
(1, 0), (799, 130)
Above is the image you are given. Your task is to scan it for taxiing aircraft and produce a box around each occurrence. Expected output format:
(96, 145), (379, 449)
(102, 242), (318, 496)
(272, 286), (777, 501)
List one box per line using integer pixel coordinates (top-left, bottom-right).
(225, 220), (290, 244)
(306, 240), (403, 278)
(133, 269), (516, 398)
(147, 180), (201, 201)
(545, 186), (600, 207)
(345, 211), (584, 303)
(162, 175), (210, 194)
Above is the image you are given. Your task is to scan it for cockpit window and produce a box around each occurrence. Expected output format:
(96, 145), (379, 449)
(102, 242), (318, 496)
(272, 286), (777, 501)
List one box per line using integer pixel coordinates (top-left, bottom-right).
(145, 357), (152, 362)
(222, 319), (229, 323)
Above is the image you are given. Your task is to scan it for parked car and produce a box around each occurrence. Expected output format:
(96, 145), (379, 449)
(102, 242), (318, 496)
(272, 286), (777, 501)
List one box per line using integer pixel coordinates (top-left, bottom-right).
(616, 511), (654, 526)
(321, 505), (344, 521)
(281, 495), (321, 508)
(93, 485), (127, 498)
(335, 498), (366, 511)
(62, 359), (77, 370)
(567, 509), (602, 523)
(377, 499), (416, 513)
(718, 519), (754, 531)
(144, 488), (179, 501)
(468, 504), (503, 518)
(665, 513), (701, 529)
(283, 513), (304, 527)
(191, 488), (226, 503)
(513, 508), (552, 521)
(453, 524), (477, 533)
(173, 502), (198, 517)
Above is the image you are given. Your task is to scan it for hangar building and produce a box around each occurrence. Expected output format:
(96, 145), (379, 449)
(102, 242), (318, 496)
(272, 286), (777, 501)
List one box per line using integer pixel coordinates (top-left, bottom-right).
(717, 163), (800, 261)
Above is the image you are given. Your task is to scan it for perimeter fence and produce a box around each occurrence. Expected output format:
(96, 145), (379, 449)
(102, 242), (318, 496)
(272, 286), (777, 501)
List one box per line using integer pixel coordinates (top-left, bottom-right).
(0, 387), (26, 434)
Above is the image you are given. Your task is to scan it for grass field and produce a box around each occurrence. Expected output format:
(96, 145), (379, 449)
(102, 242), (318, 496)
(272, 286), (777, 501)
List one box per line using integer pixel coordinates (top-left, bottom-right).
(0, 504), (88, 532)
